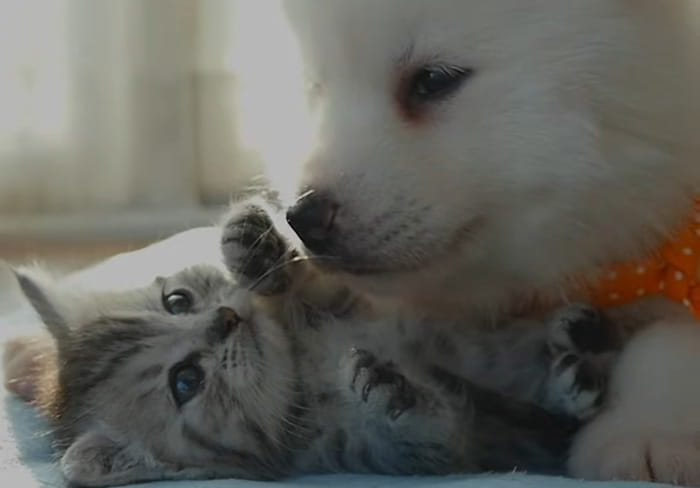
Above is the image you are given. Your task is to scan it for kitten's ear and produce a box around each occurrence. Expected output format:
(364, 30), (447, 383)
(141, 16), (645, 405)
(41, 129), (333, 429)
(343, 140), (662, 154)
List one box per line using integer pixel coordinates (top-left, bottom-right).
(61, 431), (156, 487)
(13, 270), (70, 342)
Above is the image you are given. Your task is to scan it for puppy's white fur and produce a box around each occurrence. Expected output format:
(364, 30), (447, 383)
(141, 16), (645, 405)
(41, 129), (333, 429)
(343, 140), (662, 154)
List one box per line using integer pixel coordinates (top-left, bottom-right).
(283, 0), (700, 313)
(275, 1), (700, 483)
(569, 321), (700, 484)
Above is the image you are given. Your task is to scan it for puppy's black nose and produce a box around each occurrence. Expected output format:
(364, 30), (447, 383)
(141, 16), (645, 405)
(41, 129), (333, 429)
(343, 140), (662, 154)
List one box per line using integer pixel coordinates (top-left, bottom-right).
(286, 191), (338, 254)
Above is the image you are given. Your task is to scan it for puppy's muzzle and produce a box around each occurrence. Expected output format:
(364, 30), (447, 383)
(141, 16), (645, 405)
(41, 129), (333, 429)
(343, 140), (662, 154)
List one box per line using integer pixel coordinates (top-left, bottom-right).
(286, 190), (338, 255)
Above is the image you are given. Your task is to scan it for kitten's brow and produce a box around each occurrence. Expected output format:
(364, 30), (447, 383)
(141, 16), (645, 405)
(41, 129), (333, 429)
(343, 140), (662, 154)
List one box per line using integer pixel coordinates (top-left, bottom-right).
(135, 364), (164, 381)
(72, 344), (144, 397)
(63, 318), (163, 400)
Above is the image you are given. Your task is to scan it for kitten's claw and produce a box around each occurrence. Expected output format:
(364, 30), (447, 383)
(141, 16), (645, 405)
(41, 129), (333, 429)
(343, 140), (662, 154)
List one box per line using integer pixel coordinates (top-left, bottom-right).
(347, 349), (417, 419)
(388, 408), (404, 421)
(385, 376), (416, 419)
(349, 348), (376, 393)
(362, 382), (373, 402)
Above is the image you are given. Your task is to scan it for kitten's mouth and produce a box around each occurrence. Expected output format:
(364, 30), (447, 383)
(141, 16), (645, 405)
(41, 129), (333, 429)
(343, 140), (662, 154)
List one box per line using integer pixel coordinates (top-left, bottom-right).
(239, 321), (259, 346)
(220, 321), (264, 387)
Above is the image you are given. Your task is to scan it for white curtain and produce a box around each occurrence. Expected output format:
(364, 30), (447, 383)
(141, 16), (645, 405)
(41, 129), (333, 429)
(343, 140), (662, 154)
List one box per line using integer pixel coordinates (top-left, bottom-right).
(0, 0), (265, 223)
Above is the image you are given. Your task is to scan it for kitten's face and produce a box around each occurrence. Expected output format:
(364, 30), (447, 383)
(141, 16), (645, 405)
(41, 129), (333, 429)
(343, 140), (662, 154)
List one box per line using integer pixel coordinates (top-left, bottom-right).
(20, 266), (303, 486)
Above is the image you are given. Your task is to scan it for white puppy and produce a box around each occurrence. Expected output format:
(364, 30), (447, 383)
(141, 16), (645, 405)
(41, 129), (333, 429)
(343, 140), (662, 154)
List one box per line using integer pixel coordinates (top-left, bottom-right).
(270, 0), (700, 484)
(280, 0), (700, 313)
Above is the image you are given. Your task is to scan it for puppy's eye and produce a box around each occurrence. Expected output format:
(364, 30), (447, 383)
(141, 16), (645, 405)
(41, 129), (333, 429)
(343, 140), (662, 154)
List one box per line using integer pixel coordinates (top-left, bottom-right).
(163, 290), (193, 315)
(170, 364), (204, 406)
(406, 65), (473, 104)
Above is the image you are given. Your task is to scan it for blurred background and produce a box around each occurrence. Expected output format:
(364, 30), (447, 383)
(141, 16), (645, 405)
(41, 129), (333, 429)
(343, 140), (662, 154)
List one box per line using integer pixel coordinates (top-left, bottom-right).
(0, 0), (304, 272)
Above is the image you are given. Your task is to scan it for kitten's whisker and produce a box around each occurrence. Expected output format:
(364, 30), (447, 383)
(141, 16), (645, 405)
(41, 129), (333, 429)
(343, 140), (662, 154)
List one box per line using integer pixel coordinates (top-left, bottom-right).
(248, 254), (340, 292)
(241, 370), (316, 451)
(238, 226), (276, 276)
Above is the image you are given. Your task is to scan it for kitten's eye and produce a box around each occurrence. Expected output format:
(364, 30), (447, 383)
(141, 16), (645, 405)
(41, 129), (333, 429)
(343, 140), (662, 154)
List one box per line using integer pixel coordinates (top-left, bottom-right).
(170, 364), (204, 406)
(163, 290), (192, 315)
(406, 65), (473, 104)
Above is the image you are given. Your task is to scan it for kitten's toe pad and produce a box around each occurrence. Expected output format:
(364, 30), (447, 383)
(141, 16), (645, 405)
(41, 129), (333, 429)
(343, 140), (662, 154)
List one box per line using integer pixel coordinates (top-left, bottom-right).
(347, 348), (417, 419)
(548, 303), (618, 354)
(549, 353), (602, 419)
(221, 202), (293, 294)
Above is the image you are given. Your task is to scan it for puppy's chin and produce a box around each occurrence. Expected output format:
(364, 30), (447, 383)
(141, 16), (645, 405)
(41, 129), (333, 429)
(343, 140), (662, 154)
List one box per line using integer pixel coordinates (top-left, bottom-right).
(303, 216), (484, 277)
(328, 255), (476, 317)
(341, 268), (561, 321)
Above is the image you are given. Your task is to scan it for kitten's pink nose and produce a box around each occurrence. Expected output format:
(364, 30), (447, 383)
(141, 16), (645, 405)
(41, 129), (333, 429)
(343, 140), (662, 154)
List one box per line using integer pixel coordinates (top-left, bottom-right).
(218, 307), (240, 328)
(207, 307), (240, 343)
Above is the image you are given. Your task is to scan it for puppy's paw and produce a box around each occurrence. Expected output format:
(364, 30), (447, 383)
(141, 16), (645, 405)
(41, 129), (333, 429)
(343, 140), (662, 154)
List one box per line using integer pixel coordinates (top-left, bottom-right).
(221, 201), (295, 295)
(3, 333), (54, 402)
(570, 419), (700, 485)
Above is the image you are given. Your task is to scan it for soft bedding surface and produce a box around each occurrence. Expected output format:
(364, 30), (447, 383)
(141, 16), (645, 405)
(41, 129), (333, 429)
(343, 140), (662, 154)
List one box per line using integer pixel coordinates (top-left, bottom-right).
(0, 229), (667, 488)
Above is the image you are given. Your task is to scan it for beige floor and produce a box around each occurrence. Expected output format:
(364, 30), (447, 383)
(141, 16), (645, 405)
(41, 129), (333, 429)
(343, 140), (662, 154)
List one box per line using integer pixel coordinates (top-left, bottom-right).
(0, 207), (221, 271)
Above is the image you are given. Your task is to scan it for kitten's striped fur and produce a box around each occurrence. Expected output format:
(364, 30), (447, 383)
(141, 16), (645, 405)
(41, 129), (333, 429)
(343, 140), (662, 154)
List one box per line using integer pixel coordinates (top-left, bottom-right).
(4, 201), (620, 486)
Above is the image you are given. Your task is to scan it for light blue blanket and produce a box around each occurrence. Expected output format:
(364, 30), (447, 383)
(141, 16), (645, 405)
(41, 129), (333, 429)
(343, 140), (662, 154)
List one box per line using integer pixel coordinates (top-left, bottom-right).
(0, 230), (668, 488)
(0, 387), (670, 488)
(0, 385), (671, 488)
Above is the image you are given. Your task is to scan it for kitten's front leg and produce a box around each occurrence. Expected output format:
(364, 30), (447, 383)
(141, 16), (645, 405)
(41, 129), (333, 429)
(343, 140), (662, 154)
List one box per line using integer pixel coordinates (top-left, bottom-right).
(220, 199), (300, 295)
(347, 349), (417, 420)
(428, 365), (579, 474)
(335, 348), (470, 475)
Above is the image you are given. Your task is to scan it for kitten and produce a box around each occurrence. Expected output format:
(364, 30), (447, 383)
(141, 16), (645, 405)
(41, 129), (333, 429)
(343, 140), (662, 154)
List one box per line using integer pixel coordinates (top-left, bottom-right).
(3, 201), (621, 487)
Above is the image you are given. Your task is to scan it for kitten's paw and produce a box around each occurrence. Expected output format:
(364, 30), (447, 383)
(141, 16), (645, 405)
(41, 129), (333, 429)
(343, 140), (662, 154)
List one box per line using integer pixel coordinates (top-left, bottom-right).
(546, 304), (618, 419)
(3, 333), (54, 402)
(221, 201), (295, 294)
(548, 353), (603, 419)
(570, 421), (700, 485)
(548, 303), (619, 354)
(347, 348), (417, 420)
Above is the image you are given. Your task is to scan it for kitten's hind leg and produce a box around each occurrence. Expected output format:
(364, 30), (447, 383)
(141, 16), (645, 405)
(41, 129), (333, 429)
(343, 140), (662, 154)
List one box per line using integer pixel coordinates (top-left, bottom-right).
(428, 365), (579, 474)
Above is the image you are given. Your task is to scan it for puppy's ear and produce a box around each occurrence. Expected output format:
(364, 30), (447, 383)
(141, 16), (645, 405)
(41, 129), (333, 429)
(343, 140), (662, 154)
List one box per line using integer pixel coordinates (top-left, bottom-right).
(61, 431), (157, 487)
(13, 270), (71, 343)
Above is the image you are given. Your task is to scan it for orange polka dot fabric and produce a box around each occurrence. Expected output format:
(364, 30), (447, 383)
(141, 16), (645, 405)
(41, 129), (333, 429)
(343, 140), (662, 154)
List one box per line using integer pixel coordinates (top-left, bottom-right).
(590, 197), (700, 320)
